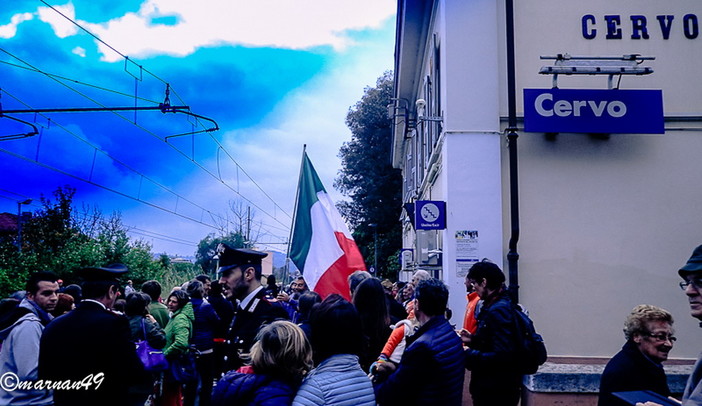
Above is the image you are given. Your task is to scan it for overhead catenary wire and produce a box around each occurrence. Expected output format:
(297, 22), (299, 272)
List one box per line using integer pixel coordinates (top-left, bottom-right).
(0, 142), (290, 246)
(128, 227), (198, 246)
(36, 0), (190, 108)
(2, 3), (295, 241)
(0, 60), (162, 105)
(0, 145), (225, 230)
(0, 51), (290, 229)
(24, 4), (290, 219)
(0, 190), (199, 249)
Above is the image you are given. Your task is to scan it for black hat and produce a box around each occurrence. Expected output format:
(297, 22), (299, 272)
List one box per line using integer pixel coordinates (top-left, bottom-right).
(679, 245), (702, 276)
(217, 244), (267, 269)
(77, 263), (129, 282)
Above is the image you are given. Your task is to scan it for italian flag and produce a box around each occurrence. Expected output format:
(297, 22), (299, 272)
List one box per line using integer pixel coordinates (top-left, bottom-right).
(289, 151), (366, 300)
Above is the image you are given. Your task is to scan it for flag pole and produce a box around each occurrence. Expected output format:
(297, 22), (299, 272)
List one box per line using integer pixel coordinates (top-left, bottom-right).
(285, 144), (307, 284)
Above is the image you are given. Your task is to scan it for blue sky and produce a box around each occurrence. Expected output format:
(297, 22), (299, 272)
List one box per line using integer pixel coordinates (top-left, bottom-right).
(0, 0), (396, 256)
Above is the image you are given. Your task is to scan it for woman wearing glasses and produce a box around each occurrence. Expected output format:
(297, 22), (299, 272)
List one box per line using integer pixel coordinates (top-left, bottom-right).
(598, 304), (675, 406)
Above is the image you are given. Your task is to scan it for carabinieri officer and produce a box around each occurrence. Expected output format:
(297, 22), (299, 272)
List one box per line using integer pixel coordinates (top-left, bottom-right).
(216, 244), (289, 372)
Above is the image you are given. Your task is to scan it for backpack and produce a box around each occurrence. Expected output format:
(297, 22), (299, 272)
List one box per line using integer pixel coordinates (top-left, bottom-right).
(512, 304), (547, 375)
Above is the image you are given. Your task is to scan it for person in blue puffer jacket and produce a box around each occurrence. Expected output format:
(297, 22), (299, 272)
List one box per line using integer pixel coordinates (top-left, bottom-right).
(213, 320), (312, 406)
(373, 278), (465, 406)
(293, 294), (376, 406)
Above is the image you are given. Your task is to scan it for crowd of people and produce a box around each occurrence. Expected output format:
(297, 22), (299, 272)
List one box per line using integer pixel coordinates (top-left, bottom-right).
(2, 242), (702, 406)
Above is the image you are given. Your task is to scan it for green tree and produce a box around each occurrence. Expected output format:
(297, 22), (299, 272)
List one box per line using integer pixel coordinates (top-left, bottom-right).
(335, 71), (403, 280)
(22, 186), (79, 261)
(160, 261), (201, 293)
(195, 231), (248, 276)
(122, 240), (164, 288)
(0, 186), (170, 298)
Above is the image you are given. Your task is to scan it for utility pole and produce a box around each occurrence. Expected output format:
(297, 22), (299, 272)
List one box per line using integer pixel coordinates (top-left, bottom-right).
(16, 199), (32, 252)
(247, 206), (251, 247)
(370, 223), (378, 274)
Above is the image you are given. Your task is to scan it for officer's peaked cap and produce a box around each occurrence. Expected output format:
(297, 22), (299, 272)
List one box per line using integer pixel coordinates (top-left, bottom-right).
(217, 243), (267, 269)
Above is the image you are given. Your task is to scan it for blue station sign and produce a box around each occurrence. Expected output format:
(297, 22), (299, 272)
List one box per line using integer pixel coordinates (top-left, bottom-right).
(524, 88), (664, 134)
(415, 200), (446, 230)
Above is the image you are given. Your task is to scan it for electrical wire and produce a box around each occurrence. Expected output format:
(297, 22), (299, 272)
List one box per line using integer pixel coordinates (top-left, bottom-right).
(0, 146), (225, 230)
(2, 4), (295, 238)
(0, 48), (291, 228)
(0, 190), (200, 250)
(29, 3), (290, 217)
(0, 60), (162, 104)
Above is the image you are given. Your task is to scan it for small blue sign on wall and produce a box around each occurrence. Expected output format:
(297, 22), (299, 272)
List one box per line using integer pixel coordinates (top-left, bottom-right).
(415, 200), (446, 230)
(524, 88), (664, 134)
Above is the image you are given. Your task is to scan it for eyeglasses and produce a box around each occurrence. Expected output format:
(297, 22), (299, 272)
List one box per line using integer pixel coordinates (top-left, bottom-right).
(679, 279), (702, 291)
(643, 332), (677, 342)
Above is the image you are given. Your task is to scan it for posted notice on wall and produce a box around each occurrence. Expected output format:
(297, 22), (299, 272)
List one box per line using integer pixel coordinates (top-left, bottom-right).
(455, 230), (479, 277)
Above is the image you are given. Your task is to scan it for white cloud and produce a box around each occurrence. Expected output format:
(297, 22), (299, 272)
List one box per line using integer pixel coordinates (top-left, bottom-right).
(72, 46), (86, 57)
(37, 3), (78, 38)
(75, 0), (395, 61)
(0, 12), (33, 39)
(122, 18), (394, 255)
(0, 1), (395, 256)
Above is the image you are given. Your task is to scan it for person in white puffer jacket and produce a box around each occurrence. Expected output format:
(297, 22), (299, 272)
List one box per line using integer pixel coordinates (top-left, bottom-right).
(293, 294), (375, 406)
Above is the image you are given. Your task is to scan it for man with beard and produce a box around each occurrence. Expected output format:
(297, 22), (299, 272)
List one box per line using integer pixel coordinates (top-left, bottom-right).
(217, 244), (288, 371)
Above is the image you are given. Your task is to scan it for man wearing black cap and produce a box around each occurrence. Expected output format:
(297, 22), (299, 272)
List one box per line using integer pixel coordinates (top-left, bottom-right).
(675, 245), (702, 405)
(216, 244), (288, 371)
(38, 264), (147, 406)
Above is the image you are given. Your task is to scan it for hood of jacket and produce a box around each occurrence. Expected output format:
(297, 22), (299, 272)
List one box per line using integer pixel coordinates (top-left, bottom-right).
(174, 302), (195, 323)
(0, 300), (40, 340)
(213, 372), (296, 405)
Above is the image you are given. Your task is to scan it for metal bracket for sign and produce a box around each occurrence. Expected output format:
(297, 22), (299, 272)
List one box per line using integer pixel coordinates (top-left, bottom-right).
(539, 54), (655, 89)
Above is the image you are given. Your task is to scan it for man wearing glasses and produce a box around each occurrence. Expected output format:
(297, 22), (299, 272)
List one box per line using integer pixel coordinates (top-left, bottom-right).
(675, 245), (702, 405)
(598, 304), (676, 406)
(639, 246), (702, 406)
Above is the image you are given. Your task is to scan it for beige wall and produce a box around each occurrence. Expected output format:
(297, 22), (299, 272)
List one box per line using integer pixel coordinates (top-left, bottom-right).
(510, 0), (702, 116)
(395, 0), (702, 360)
(505, 130), (702, 358)
(503, 0), (702, 359)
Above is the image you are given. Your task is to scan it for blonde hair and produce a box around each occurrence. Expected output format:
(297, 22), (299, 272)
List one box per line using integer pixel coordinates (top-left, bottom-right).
(250, 320), (313, 381)
(623, 304), (674, 340)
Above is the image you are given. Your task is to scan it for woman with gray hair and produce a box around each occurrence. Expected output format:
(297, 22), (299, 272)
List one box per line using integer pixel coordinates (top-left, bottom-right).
(598, 304), (675, 406)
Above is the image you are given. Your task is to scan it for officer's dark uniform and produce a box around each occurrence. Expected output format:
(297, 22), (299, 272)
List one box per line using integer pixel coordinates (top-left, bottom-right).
(217, 245), (289, 372)
(39, 264), (148, 406)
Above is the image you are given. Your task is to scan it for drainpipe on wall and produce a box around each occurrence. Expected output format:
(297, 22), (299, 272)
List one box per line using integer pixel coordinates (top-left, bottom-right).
(505, 0), (520, 304)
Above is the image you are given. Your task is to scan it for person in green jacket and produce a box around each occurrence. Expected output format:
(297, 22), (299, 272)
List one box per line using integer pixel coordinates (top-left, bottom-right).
(142, 280), (170, 328)
(163, 289), (194, 406)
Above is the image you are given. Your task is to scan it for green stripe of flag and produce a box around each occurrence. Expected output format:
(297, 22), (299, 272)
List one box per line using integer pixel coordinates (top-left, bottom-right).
(290, 151), (326, 271)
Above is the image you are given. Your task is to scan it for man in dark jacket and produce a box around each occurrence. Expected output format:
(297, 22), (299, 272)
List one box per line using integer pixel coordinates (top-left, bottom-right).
(217, 244), (288, 371)
(184, 279), (220, 406)
(598, 304), (674, 406)
(39, 264), (148, 406)
(374, 278), (465, 406)
(462, 260), (522, 406)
